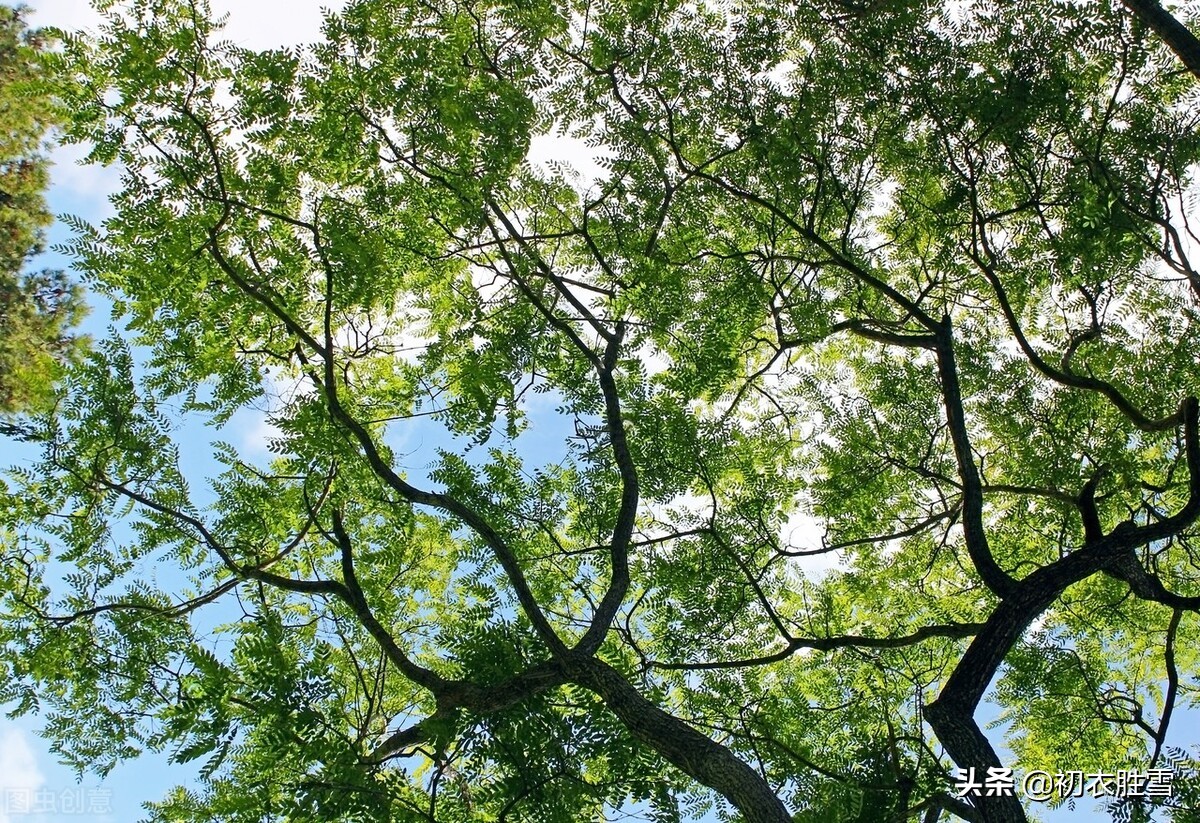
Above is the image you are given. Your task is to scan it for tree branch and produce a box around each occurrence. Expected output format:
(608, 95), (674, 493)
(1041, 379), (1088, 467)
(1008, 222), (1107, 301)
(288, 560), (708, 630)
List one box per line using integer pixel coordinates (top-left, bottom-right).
(1121, 0), (1200, 79)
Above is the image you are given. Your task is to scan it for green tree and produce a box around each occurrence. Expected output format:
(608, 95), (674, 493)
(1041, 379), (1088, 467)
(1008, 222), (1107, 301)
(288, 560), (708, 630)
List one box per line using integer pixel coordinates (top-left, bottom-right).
(0, 3), (86, 418)
(3, 1), (1200, 821)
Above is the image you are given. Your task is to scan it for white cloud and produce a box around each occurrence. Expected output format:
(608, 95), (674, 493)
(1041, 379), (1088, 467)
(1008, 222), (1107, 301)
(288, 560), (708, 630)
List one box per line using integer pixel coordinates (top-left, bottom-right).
(45, 141), (123, 223)
(211, 1), (349, 51)
(233, 406), (282, 456)
(527, 132), (611, 192)
(27, 0), (100, 34)
(782, 508), (844, 578)
(30, 0), (347, 49)
(31, 0), (350, 222)
(223, 365), (315, 457)
(0, 726), (45, 823)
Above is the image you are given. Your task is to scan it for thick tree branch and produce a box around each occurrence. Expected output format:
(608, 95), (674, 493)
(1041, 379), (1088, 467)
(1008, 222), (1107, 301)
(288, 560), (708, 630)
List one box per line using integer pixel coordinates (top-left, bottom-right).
(927, 397), (1200, 823)
(934, 317), (1016, 598)
(367, 660), (567, 763)
(568, 656), (793, 823)
(328, 510), (451, 692)
(1105, 551), (1200, 609)
(574, 325), (639, 656)
(1121, 0), (1200, 78)
(1151, 608), (1183, 766)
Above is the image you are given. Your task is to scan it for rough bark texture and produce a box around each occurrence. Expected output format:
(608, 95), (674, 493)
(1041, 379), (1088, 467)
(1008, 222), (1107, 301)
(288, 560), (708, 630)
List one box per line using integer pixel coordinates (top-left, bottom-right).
(1122, 0), (1200, 77)
(569, 657), (795, 823)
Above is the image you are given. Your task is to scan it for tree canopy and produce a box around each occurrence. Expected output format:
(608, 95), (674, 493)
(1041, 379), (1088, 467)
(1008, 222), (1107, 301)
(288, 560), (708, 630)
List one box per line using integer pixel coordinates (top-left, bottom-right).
(0, 3), (85, 417)
(3, 0), (1200, 821)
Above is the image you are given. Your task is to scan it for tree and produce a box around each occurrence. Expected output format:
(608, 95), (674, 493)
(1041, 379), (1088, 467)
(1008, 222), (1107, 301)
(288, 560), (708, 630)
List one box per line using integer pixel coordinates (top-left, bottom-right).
(3, 0), (1200, 821)
(0, 4), (86, 418)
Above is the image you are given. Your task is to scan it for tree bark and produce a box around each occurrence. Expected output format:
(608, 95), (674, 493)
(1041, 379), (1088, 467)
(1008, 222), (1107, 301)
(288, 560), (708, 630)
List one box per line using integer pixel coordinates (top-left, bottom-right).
(1121, 0), (1200, 78)
(569, 657), (794, 823)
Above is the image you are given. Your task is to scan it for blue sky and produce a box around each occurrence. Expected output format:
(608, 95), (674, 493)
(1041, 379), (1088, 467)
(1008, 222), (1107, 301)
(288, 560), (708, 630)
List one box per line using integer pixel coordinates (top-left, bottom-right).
(1, 4), (609, 820)
(1, 5), (349, 822)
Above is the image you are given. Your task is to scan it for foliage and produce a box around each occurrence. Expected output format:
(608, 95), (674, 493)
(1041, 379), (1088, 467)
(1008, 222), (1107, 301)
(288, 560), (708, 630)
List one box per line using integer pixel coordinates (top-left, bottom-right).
(3, 0), (1200, 821)
(0, 3), (86, 417)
